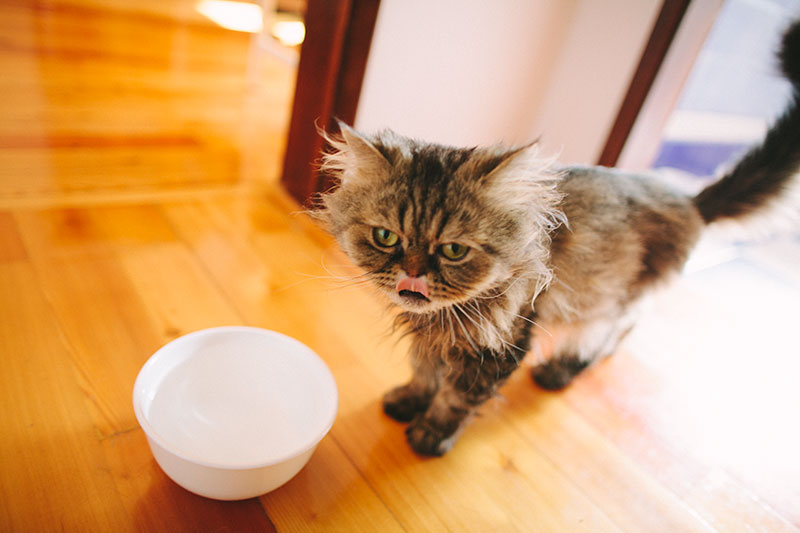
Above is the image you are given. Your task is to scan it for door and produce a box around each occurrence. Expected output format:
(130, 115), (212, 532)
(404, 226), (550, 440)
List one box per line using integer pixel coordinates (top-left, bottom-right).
(279, 0), (380, 205)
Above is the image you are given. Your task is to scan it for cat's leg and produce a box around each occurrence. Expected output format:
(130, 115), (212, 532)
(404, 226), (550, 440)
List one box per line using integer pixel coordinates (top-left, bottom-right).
(383, 337), (442, 422)
(405, 348), (521, 456)
(531, 354), (590, 391)
(531, 313), (636, 390)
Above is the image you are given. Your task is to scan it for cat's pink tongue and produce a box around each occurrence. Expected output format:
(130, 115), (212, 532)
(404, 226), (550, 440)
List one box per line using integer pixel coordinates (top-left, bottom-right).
(396, 276), (430, 299)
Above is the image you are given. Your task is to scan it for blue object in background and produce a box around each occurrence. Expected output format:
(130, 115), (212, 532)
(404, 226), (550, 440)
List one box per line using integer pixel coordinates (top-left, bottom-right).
(650, 0), (793, 178)
(652, 141), (751, 176)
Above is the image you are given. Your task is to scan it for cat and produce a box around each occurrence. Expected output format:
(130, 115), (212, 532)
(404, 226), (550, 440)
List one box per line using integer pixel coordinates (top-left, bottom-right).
(314, 20), (800, 456)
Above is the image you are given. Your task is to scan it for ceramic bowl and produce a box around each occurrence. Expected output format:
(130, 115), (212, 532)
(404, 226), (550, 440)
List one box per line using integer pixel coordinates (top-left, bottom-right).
(133, 326), (338, 500)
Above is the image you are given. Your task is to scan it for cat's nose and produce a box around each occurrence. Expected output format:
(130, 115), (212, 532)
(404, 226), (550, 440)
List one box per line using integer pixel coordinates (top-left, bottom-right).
(396, 275), (430, 300)
(402, 253), (427, 278)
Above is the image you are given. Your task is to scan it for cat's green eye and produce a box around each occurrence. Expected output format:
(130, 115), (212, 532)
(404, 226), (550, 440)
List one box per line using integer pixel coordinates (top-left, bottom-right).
(440, 243), (469, 261)
(373, 227), (399, 247)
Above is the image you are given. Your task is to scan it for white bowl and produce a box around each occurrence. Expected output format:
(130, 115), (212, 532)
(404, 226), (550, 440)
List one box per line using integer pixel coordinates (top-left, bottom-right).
(133, 326), (338, 500)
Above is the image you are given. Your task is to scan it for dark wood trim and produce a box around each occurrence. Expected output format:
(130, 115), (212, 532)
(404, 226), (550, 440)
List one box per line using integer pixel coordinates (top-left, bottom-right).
(597, 0), (692, 166)
(280, 0), (381, 205)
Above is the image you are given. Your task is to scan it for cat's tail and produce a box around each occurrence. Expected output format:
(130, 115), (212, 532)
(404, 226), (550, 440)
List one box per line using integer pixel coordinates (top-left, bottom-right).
(693, 19), (800, 224)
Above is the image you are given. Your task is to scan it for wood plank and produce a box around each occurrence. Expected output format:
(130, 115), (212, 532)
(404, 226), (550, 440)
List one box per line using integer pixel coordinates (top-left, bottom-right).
(9, 203), (284, 529)
(14, 205), (241, 437)
(163, 195), (392, 353)
(0, 262), (130, 531)
(624, 267), (800, 527)
(560, 351), (798, 531)
(0, 147), (240, 199)
(261, 436), (404, 532)
(21, 250), (161, 437)
(0, 0), (294, 204)
(101, 429), (277, 532)
(0, 211), (27, 262)
(0, 2), (251, 72)
(683, 469), (797, 533)
(499, 370), (714, 532)
(330, 367), (622, 532)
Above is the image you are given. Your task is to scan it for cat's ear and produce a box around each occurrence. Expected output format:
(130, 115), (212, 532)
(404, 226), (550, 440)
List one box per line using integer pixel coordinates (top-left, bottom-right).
(321, 121), (391, 186)
(483, 143), (560, 203)
(482, 142), (567, 228)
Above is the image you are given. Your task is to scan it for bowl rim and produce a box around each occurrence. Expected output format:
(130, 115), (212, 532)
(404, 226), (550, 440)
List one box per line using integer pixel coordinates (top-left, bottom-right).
(132, 325), (338, 471)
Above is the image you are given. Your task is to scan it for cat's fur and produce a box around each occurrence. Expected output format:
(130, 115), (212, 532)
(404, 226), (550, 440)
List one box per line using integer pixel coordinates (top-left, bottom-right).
(315, 21), (800, 456)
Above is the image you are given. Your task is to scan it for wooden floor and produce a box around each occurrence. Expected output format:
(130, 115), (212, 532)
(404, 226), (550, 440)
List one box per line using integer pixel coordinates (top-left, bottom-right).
(0, 0), (295, 206)
(2, 1), (799, 531)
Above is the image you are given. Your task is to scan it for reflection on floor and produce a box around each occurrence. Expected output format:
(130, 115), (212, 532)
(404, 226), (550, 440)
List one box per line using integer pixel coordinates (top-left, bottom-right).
(0, 0), (296, 206)
(626, 224), (800, 520)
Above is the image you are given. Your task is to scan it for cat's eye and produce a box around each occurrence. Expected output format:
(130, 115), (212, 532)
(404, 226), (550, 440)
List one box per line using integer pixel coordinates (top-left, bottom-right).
(440, 243), (469, 261)
(372, 227), (399, 247)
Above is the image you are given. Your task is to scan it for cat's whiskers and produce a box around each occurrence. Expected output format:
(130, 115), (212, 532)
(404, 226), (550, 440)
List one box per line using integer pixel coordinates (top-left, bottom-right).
(455, 304), (502, 390)
(456, 303), (495, 375)
(456, 301), (514, 359)
(273, 255), (377, 292)
(273, 270), (373, 293)
(289, 257), (403, 295)
(319, 252), (361, 279)
(512, 312), (553, 338)
(468, 302), (507, 350)
(454, 302), (484, 332)
(323, 273), (382, 292)
(453, 305), (488, 359)
(447, 306), (479, 353)
(472, 273), (524, 300)
(444, 308), (457, 346)
(450, 304), (486, 390)
(461, 300), (530, 364)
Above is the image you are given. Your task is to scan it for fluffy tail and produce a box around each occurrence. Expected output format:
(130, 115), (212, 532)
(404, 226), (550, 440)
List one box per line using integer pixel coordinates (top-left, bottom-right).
(693, 19), (800, 223)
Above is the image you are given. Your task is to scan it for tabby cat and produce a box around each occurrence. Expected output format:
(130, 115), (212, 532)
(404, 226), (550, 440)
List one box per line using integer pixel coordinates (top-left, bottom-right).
(315, 21), (800, 455)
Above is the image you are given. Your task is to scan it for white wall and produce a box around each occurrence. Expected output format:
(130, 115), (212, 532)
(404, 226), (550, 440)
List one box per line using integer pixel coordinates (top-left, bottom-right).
(528, 0), (661, 163)
(355, 0), (661, 164)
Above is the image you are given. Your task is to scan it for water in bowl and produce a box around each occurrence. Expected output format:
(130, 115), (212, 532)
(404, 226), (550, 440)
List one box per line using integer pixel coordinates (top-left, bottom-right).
(146, 341), (326, 467)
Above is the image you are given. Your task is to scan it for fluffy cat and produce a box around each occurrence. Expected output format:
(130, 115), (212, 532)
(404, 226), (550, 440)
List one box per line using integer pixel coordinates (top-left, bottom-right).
(315, 21), (800, 456)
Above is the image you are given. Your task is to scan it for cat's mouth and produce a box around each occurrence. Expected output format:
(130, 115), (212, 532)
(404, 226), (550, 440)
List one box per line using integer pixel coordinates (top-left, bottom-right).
(395, 275), (431, 308)
(398, 289), (430, 303)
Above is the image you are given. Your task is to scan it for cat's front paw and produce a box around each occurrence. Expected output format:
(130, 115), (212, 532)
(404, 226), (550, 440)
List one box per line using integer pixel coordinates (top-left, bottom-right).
(382, 385), (432, 422)
(405, 418), (458, 456)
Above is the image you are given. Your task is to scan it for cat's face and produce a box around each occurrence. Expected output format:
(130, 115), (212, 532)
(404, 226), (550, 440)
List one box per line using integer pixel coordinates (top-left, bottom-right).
(319, 126), (562, 314)
(334, 192), (510, 313)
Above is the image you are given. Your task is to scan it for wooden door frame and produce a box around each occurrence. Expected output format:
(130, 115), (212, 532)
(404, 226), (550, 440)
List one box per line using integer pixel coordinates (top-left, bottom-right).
(597, 0), (692, 166)
(280, 0), (380, 206)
